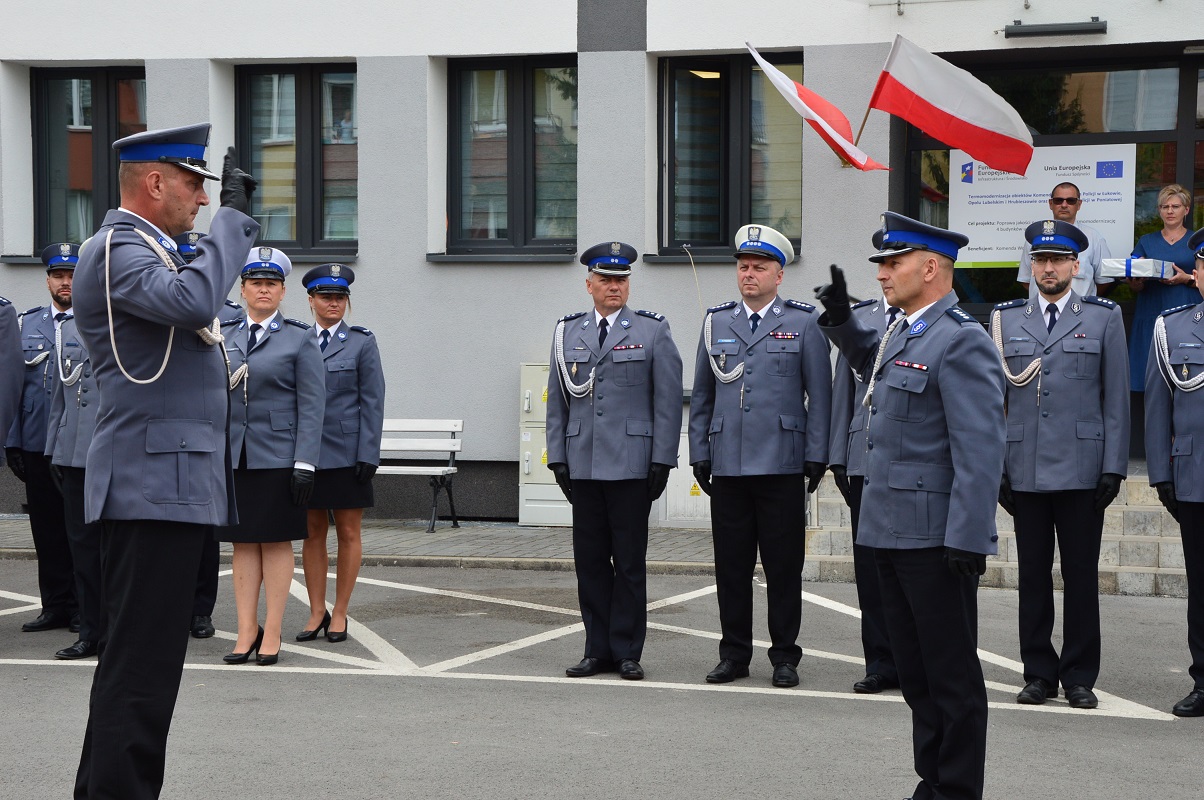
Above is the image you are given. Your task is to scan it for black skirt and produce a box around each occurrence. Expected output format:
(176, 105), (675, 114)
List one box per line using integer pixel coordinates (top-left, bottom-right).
(308, 466), (375, 510)
(219, 468), (308, 543)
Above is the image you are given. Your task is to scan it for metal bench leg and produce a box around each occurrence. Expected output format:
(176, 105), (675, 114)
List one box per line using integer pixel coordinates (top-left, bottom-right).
(445, 477), (459, 528)
(427, 476), (441, 533)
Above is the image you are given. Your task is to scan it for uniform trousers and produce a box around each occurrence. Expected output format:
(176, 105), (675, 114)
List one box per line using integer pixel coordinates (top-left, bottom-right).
(1174, 502), (1204, 690)
(710, 473), (806, 667)
(849, 476), (895, 680)
(570, 478), (650, 662)
(875, 547), (986, 800)
(1013, 489), (1103, 689)
(192, 537), (220, 617)
(74, 519), (208, 800)
(60, 467), (104, 643)
(22, 449), (75, 616)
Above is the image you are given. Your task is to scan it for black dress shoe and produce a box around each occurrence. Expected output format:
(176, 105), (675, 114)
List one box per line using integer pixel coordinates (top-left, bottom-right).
(1016, 678), (1057, 705)
(1065, 685), (1098, 709)
(565, 657), (613, 677)
(705, 659), (750, 684)
(853, 673), (897, 694)
(55, 640), (97, 660)
(69, 615), (81, 633)
(190, 615), (215, 639)
(618, 659), (644, 680)
(772, 662), (800, 688)
(22, 612), (71, 633)
(1172, 688), (1204, 717)
(296, 611), (331, 642)
(223, 626), (264, 665)
(326, 619), (348, 643)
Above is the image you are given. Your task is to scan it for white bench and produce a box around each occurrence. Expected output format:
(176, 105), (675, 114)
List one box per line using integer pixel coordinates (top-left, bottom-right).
(376, 418), (463, 532)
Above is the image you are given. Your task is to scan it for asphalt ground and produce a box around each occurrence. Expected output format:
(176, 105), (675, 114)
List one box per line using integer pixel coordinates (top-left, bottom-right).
(1, 558), (1199, 800)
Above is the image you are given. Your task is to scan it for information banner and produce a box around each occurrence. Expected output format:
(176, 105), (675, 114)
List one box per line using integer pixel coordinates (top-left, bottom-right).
(948, 144), (1136, 268)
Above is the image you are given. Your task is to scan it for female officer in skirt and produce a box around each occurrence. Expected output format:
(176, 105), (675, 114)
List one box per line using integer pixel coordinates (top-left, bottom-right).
(219, 247), (325, 665)
(297, 264), (385, 643)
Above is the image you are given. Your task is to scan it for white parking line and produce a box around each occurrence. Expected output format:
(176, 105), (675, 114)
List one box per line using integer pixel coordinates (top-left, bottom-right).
(288, 574), (417, 672)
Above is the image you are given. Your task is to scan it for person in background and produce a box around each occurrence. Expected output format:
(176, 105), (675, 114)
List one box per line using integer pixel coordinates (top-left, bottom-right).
(1015, 182), (1113, 298)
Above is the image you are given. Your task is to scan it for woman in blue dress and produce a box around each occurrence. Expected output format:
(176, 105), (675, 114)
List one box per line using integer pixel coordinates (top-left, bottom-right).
(1127, 184), (1198, 391)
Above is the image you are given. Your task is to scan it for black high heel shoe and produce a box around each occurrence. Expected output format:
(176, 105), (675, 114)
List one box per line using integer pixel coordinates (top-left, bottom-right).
(295, 610), (331, 642)
(256, 634), (281, 666)
(326, 619), (348, 643)
(223, 626), (263, 664)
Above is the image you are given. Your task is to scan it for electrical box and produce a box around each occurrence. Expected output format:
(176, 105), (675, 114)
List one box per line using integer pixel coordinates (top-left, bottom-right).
(519, 363), (572, 526)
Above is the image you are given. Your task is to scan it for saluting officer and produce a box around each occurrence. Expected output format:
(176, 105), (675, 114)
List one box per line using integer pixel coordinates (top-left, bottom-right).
(176, 231), (246, 326)
(829, 294), (899, 695)
(546, 241), (683, 681)
(993, 220), (1128, 711)
(817, 212), (1005, 800)
(70, 123), (259, 799)
(7, 243), (78, 634)
(689, 223), (830, 688)
(1145, 227), (1204, 718)
(0, 295), (19, 441)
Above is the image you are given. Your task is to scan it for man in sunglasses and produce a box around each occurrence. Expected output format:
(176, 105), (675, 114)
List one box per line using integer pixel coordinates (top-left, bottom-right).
(1016, 183), (1113, 298)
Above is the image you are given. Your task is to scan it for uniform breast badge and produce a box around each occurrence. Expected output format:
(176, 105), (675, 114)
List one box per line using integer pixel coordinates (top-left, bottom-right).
(571, 362), (578, 378)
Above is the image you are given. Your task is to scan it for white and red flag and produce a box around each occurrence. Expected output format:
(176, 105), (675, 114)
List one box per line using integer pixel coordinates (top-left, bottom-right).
(746, 43), (887, 172)
(869, 34), (1034, 176)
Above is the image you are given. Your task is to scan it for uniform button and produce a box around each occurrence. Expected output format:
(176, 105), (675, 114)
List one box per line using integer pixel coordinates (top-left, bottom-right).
(1043, 368), (1051, 375)
(864, 478), (870, 486)
(1041, 390), (1049, 396)
(1041, 411), (1049, 417)
(745, 367), (753, 374)
(990, 534), (999, 542)
(597, 411), (603, 416)
(747, 349), (754, 355)
(84, 371), (90, 378)
(901, 379), (908, 386)
(597, 395), (604, 399)
(243, 421), (247, 426)
(871, 408), (877, 415)
(179, 440), (187, 448)
(82, 387), (89, 393)
(745, 386), (752, 393)
(876, 371), (884, 379)
(917, 479), (923, 488)
(597, 377), (604, 383)
(1044, 348), (1051, 355)
(744, 406), (750, 412)
(867, 441), (873, 449)
(81, 401), (87, 407)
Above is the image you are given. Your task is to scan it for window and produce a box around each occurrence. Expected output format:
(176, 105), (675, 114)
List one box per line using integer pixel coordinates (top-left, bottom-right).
(659, 54), (803, 256)
(237, 65), (357, 252)
(447, 57), (578, 255)
(33, 68), (146, 247)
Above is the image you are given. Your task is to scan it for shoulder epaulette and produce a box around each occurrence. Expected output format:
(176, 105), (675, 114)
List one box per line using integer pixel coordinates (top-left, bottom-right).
(559, 311), (587, 323)
(851, 298), (876, 309)
(19, 305), (45, 317)
(993, 298), (1026, 311)
(0, 296), (10, 307)
(946, 306), (977, 325)
(1082, 296), (1116, 309)
(224, 299), (243, 310)
(285, 318), (311, 330)
(706, 300), (737, 314)
(221, 317), (242, 327)
(784, 299), (815, 312)
(350, 325), (373, 336)
(1161, 303), (1195, 318)
(636, 309), (665, 321)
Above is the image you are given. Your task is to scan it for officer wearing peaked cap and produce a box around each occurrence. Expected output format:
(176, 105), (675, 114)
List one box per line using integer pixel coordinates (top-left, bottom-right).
(7, 242), (79, 637)
(994, 219), (1128, 712)
(816, 211), (1004, 800)
(0, 295), (19, 462)
(1145, 227), (1204, 718)
(546, 241), (683, 681)
(689, 223), (831, 689)
(70, 122), (259, 799)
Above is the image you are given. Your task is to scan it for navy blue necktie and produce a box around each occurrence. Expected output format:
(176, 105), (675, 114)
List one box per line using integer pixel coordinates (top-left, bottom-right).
(598, 318), (609, 348)
(1046, 305), (1058, 334)
(319, 330), (330, 352)
(248, 323), (262, 351)
(886, 306), (902, 327)
(749, 312), (761, 334)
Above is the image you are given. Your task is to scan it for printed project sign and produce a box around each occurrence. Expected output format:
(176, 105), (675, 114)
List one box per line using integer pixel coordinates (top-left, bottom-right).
(948, 144), (1136, 268)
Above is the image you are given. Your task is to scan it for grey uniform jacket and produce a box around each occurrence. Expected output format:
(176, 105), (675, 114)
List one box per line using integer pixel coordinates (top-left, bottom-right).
(0, 299), (20, 449)
(72, 207), (260, 525)
(43, 316), (99, 469)
(546, 305), (683, 481)
(994, 292), (1129, 491)
(314, 321), (385, 469)
(225, 314), (325, 469)
(1145, 300), (1204, 500)
(688, 297), (831, 475)
(821, 291), (1005, 554)
(829, 298), (888, 476)
(6, 304), (57, 451)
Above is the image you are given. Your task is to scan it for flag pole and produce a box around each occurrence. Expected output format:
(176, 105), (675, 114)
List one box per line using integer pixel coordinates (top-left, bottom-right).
(852, 104), (873, 148)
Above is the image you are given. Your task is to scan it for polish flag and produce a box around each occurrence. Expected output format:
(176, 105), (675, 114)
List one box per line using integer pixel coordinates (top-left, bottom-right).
(747, 43), (887, 172)
(869, 34), (1034, 176)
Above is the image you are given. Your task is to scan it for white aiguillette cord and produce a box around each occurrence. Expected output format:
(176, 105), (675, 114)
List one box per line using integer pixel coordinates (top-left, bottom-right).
(990, 308), (1043, 404)
(1154, 314), (1204, 393)
(554, 318), (594, 401)
(54, 322), (84, 386)
(16, 312), (52, 366)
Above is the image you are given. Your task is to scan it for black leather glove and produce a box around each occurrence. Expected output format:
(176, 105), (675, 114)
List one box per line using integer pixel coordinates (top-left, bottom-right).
(5, 448), (26, 483)
(49, 463), (65, 492)
(220, 146), (257, 216)
(1155, 482), (1179, 522)
(998, 474), (1016, 517)
(945, 547), (987, 577)
(803, 461), (826, 495)
(549, 462), (572, 503)
(1093, 473), (1123, 514)
(830, 464), (852, 507)
(814, 264), (851, 326)
(290, 468), (315, 507)
(648, 463), (671, 502)
(354, 461), (378, 484)
(692, 460), (712, 496)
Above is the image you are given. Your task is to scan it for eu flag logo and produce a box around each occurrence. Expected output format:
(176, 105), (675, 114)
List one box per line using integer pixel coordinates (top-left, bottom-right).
(1096, 160), (1123, 178)
(961, 162), (974, 183)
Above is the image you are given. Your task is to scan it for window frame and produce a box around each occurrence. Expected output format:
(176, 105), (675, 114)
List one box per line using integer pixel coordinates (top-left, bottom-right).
(445, 55), (579, 257)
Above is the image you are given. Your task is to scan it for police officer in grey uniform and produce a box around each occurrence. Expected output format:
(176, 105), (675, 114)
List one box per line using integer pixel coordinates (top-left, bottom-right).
(830, 295), (899, 694)
(0, 296), (20, 442)
(817, 212), (1005, 800)
(7, 244), (77, 633)
(993, 220), (1128, 711)
(546, 241), (683, 681)
(689, 223), (830, 688)
(1145, 227), (1204, 718)
(70, 124), (258, 799)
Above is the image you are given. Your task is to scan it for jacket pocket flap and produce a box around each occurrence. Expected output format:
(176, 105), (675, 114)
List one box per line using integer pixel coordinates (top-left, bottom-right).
(1171, 347), (1204, 365)
(883, 369), (928, 393)
(564, 350), (592, 363)
(709, 416), (723, 434)
(565, 419), (582, 436)
(269, 410), (298, 431)
(1172, 434), (1193, 456)
(779, 414), (804, 432)
(765, 339), (800, 353)
(1006, 423), (1025, 442)
(887, 461), (954, 493)
(709, 343), (740, 356)
(611, 348), (647, 362)
(326, 359), (356, 372)
(1076, 420), (1104, 440)
(1004, 341), (1036, 357)
(626, 418), (652, 436)
(145, 419), (215, 454)
(340, 417), (360, 434)
(1062, 338), (1101, 354)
